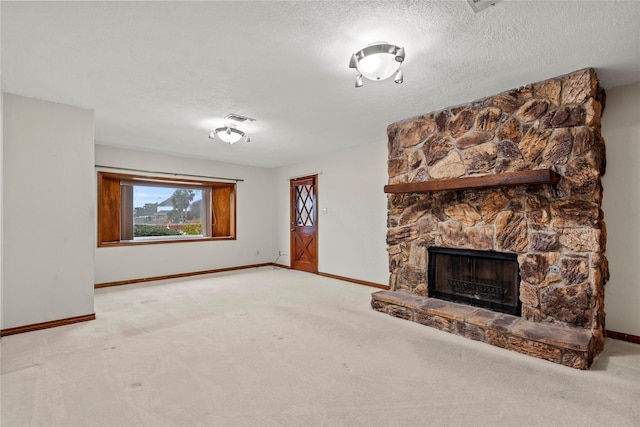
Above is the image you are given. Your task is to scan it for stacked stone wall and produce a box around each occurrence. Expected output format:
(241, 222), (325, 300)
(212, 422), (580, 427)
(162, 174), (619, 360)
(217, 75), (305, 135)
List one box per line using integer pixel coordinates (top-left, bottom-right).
(385, 69), (608, 356)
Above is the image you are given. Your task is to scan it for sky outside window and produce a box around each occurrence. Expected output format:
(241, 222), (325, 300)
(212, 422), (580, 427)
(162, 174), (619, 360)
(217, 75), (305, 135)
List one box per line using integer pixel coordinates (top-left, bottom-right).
(133, 186), (202, 208)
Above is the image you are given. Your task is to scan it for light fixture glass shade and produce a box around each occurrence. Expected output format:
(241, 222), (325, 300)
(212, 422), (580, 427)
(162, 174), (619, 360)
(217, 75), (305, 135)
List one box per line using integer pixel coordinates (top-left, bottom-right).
(219, 127), (242, 144)
(349, 42), (405, 86)
(358, 52), (398, 80)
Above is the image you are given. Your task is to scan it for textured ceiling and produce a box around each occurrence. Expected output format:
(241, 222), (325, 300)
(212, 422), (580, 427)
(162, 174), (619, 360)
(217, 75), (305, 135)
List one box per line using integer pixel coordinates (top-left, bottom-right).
(2, 1), (639, 168)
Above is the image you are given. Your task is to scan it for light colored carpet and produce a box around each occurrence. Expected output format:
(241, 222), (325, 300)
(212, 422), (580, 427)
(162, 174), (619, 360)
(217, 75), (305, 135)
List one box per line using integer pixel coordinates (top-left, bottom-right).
(1, 267), (639, 427)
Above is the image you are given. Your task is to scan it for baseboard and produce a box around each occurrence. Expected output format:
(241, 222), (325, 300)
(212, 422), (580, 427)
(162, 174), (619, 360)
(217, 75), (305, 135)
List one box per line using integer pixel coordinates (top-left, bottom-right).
(606, 330), (640, 345)
(94, 262), (389, 292)
(1, 313), (96, 337)
(95, 263), (274, 288)
(316, 271), (390, 290)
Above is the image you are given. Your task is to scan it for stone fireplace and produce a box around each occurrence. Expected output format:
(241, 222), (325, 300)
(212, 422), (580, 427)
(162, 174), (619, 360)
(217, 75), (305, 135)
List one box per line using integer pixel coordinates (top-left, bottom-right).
(371, 69), (608, 369)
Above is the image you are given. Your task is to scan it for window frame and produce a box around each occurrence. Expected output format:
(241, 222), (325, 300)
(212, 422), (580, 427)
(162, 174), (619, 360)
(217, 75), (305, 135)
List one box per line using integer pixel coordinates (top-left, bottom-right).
(97, 171), (236, 247)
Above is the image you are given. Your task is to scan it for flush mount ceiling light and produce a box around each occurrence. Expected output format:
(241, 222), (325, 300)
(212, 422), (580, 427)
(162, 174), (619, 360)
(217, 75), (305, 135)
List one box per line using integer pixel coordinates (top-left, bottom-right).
(209, 114), (255, 144)
(349, 42), (405, 87)
(209, 124), (250, 144)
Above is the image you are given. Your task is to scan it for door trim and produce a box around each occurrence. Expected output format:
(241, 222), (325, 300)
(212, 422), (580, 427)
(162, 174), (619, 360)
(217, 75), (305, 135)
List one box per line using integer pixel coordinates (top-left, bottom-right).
(290, 175), (318, 273)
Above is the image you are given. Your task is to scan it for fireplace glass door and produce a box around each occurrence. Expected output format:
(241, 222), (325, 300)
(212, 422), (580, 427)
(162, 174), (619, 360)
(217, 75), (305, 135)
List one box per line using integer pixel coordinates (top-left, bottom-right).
(427, 247), (521, 315)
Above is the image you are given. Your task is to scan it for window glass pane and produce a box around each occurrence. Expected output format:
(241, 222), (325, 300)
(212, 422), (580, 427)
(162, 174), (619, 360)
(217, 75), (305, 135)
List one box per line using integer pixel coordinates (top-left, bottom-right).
(132, 185), (204, 238)
(295, 184), (314, 226)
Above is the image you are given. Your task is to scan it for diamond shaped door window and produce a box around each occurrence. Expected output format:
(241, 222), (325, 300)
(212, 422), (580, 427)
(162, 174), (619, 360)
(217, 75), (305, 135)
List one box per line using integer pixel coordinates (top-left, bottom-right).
(295, 185), (314, 226)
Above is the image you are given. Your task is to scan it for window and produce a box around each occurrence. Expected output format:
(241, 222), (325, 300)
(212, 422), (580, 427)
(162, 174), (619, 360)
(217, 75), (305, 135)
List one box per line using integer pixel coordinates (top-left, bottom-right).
(97, 172), (235, 246)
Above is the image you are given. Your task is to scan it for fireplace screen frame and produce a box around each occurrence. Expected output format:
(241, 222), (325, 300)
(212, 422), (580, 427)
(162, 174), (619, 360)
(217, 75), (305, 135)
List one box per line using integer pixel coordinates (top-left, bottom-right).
(427, 247), (522, 316)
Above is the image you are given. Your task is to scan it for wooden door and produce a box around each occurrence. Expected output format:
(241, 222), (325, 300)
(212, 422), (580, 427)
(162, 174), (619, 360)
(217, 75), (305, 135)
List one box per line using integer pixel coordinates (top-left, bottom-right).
(290, 175), (318, 272)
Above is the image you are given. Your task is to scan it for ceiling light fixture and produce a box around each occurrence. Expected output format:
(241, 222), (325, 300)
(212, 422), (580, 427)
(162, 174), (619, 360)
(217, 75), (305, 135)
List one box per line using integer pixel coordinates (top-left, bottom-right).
(349, 42), (405, 87)
(209, 125), (250, 144)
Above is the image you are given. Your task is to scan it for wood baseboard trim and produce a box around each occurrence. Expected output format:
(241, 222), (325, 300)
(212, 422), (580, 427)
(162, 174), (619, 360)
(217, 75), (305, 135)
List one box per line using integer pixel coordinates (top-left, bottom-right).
(271, 263), (290, 269)
(95, 263), (274, 288)
(1, 313), (96, 337)
(606, 330), (640, 345)
(316, 271), (390, 290)
(94, 263), (388, 292)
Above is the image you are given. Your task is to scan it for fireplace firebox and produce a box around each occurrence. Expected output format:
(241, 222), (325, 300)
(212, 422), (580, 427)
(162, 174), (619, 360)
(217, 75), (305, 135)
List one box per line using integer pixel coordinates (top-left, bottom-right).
(427, 247), (521, 316)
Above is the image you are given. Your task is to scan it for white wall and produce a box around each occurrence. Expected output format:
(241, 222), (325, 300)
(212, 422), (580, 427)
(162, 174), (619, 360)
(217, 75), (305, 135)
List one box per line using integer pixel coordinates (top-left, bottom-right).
(2, 93), (95, 329)
(0, 0), (3, 333)
(601, 82), (640, 337)
(273, 142), (389, 286)
(94, 145), (275, 284)
(97, 142), (390, 287)
(0, 91), (4, 331)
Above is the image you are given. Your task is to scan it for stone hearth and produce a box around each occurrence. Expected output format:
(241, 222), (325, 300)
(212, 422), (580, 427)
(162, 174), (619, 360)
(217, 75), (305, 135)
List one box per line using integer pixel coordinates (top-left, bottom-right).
(372, 69), (608, 369)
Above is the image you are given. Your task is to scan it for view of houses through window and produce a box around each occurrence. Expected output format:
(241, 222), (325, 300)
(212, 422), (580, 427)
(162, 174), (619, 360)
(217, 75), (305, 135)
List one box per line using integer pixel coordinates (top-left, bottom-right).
(131, 185), (206, 238)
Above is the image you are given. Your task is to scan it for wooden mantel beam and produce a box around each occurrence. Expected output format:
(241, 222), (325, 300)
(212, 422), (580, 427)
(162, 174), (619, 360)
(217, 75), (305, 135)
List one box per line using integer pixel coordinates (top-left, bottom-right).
(384, 169), (561, 194)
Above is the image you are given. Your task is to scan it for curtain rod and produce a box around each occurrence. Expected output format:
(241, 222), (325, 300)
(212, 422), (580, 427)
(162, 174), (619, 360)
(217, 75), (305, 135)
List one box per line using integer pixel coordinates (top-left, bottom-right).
(95, 165), (244, 182)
